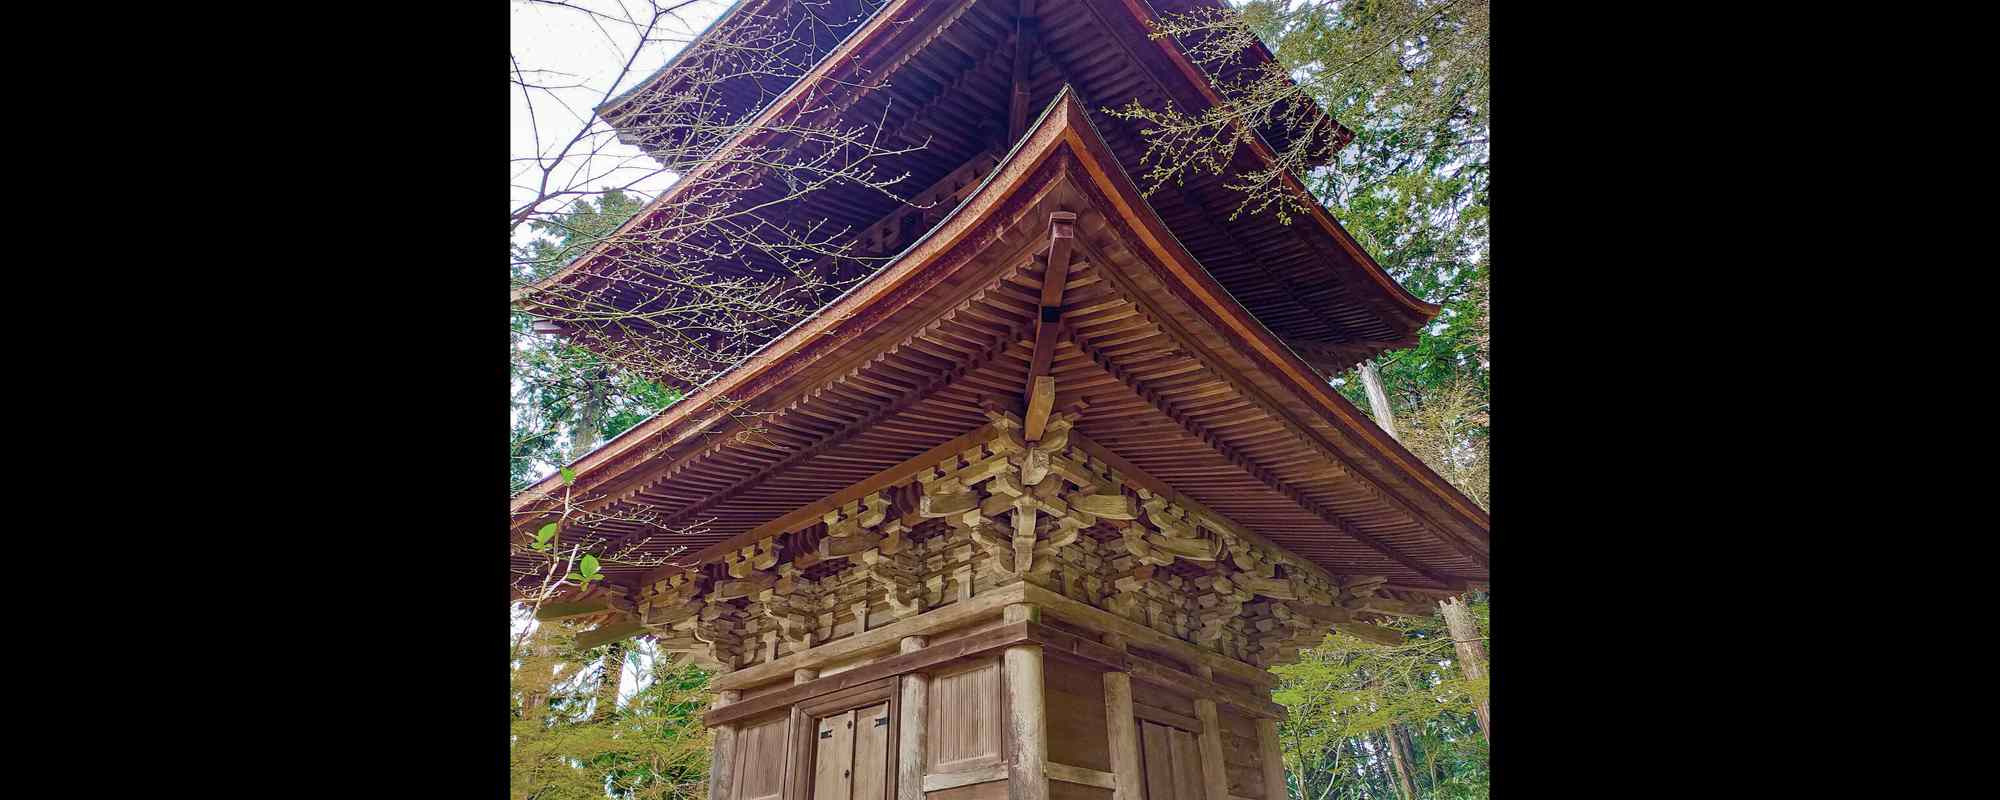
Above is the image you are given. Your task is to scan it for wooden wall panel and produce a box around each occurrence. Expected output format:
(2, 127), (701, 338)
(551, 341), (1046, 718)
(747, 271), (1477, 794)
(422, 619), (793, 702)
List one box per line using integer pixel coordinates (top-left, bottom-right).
(1049, 783), (1114, 800)
(927, 658), (1004, 773)
(734, 716), (790, 800)
(1216, 707), (1265, 799)
(1044, 658), (1111, 772)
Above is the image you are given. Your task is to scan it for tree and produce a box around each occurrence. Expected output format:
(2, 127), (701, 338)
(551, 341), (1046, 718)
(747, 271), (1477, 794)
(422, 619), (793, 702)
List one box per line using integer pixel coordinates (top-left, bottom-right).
(512, 614), (715, 800)
(512, 189), (681, 492)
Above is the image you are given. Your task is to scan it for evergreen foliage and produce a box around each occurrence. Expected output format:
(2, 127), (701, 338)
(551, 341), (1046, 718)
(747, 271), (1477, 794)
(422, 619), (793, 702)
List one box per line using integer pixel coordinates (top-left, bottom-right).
(511, 190), (682, 491)
(512, 613), (715, 799)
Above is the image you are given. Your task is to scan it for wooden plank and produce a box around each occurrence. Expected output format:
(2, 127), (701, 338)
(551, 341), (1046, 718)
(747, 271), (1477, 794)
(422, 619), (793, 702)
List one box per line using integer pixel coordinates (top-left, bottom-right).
(924, 764), (1008, 791)
(814, 710), (856, 800)
(707, 622), (1030, 727)
(1044, 657), (1110, 772)
(533, 597), (610, 620)
(574, 618), (644, 650)
(1123, 659), (1285, 721)
(1168, 727), (1205, 800)
(1139, 722), (1179, 800)
(713, 582), (1023, 693)
(1046, 763), (1116, 789)
(854, 702), (891, 800)
(733, 715), (789, 800)
(1132, 702), (1202, 733)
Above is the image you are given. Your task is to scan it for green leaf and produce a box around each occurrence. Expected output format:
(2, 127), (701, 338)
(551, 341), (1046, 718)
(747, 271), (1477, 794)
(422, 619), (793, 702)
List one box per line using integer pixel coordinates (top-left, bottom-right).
(565, 572), (585, 582)
(579, 554), (600, 576)
(560, 467), (575, 485)
(536, 523), (559, 544)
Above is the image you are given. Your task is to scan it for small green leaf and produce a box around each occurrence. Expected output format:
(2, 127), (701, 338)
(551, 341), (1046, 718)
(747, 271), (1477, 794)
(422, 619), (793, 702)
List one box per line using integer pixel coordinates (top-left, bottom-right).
(565, 572), (585, 582)
(560, 467), (576, 485)
(579, 554), (601, 576)
(535, 523), (559, 544)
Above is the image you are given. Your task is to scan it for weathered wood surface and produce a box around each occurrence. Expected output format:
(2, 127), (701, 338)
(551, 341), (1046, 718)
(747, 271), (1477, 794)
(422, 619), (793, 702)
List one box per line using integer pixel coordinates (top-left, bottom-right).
(897, 636), (928, 800)
(1004, 638), (1048, 800)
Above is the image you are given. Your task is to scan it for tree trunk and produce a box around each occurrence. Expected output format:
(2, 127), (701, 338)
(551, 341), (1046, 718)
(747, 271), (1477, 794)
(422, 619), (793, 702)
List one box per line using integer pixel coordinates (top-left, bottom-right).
(570, 366), (608, 461)
(1358, 360), (1400, 443)
(1382, 725), (1419, 800)
(1439, 596), (1490, 741)
(592, 641), (626, 722)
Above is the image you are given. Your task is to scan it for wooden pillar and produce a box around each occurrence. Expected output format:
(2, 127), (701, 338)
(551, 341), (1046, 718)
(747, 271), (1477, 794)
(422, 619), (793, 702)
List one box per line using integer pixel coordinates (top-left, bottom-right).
(1100, 633), (1144, 800)
(1255, 717), (1287, 800)
(708, 689), (742, 800)
(897, 636), (929, 800)
(1191, 665), (1229, 800)
(1003, 604), (1047, 800)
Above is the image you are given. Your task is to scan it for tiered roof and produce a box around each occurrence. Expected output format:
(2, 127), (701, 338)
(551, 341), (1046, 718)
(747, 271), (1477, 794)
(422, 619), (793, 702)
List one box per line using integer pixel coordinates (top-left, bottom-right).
(513, 87), (1489, 601)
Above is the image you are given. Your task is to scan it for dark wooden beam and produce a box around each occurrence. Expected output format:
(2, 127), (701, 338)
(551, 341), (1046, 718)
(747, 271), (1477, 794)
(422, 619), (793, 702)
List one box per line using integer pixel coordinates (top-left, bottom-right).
(1007, 0), (1041, 143)
(534, 598), (612, 621)
(575, 618), (645, 650)
(1024, 211), (1076, 441)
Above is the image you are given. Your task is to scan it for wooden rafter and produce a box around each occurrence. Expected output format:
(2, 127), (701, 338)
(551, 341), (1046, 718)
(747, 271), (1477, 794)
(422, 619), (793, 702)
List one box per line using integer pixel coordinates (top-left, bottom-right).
(604, 323), (1021, 555)
(1069, 330), (1471, 587)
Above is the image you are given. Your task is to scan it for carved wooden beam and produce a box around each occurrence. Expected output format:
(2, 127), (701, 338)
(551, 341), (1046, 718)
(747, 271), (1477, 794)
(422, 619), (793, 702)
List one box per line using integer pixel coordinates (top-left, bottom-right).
(1025, 211), (1077, 441)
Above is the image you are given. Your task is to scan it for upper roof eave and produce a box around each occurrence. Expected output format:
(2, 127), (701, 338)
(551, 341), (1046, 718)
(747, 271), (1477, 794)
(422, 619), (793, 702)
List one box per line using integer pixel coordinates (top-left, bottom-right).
(514, 87), (1487, 586)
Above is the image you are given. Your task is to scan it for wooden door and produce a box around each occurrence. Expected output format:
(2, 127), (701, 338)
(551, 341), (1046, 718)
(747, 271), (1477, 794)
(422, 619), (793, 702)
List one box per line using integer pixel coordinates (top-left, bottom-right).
(1137, 720), (1206, 800)
(811, 702), (892, 800)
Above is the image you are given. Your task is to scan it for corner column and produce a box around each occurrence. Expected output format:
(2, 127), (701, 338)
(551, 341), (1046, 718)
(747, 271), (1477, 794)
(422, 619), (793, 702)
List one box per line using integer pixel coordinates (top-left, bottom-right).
(1002, 603), (1047, 800)
(1255, 717), (1288, 800)
(708, 689), (741, 800)
(897, 635), (929, 800)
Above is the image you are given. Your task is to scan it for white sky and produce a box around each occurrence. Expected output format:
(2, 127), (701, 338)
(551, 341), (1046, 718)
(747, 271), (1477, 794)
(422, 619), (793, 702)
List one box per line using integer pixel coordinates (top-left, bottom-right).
(510, 0), (736, 231)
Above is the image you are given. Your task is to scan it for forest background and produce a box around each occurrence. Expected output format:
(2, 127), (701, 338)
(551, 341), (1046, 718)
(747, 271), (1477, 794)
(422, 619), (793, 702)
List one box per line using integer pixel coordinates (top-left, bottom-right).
(509, 1), (1490, 798)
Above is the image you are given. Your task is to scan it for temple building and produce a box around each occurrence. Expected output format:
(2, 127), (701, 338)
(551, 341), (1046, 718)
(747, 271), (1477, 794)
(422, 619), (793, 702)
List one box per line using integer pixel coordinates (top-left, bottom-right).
(511, 2), (1491, 800)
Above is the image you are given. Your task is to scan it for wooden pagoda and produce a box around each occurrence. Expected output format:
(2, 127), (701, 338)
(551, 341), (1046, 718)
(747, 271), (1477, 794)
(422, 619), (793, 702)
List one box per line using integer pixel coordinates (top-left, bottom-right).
(512, 2), (1490, 800)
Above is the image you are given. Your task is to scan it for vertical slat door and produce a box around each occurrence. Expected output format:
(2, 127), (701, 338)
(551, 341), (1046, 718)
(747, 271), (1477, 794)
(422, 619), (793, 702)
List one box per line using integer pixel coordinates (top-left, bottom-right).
(1138, 720), (1207, 800)
(814, 710), (857, 800)
(851, 702), (891, 800)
